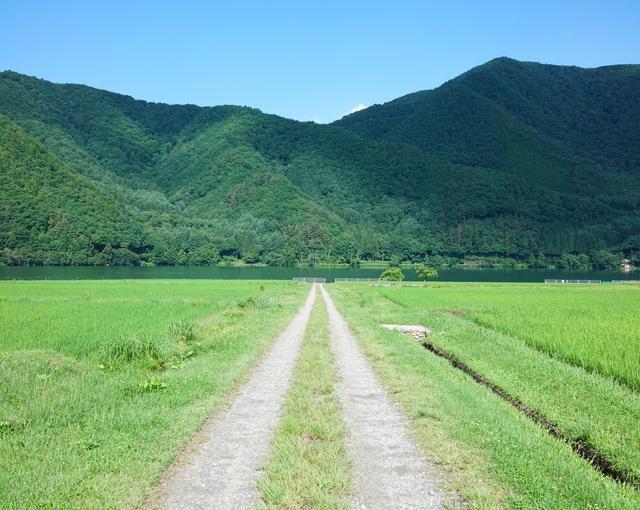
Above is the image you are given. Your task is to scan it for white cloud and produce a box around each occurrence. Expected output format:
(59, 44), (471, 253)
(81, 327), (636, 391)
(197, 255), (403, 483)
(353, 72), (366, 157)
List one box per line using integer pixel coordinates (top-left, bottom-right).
(348, 103), (368, 115)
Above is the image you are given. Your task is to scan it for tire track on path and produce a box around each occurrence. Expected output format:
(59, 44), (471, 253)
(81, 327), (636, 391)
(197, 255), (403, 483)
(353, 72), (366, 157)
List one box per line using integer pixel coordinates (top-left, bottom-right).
(148, 284), (317, 510)
(320, 284), (443, 510)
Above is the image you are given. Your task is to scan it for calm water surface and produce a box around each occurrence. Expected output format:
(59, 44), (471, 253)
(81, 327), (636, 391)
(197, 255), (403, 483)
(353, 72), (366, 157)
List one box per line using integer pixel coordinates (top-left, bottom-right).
(0, 266), (636, 282)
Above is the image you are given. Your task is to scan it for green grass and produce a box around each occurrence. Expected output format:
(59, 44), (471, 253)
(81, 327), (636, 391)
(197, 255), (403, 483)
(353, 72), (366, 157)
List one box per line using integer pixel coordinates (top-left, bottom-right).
(0, 279), (307, 509)
(328, 283), (640, 509)
(378, 282), (640, 390)
(259, 291), (351, 509)
(0, 280), (253, 359)
(4, 279), (638, 508)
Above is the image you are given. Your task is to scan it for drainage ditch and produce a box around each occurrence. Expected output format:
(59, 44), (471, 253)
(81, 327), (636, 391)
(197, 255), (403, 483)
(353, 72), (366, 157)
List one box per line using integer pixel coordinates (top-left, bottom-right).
(420, 339), (639, 491)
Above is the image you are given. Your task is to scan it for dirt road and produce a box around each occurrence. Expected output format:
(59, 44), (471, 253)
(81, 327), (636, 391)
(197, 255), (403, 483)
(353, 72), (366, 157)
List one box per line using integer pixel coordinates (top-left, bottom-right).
(148, 285), (317, 509)
(321, 285), (443, 509)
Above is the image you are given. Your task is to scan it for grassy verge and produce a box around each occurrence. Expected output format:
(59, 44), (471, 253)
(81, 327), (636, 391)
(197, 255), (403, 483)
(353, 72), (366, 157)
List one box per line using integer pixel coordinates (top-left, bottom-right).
(328, 283), (640, 509)
(259, 291), (351, 509)
(0, 280), (307, 509)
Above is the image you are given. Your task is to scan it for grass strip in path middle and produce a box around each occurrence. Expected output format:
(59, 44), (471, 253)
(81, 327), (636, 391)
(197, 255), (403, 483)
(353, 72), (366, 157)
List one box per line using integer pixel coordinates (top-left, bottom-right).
(259, 286), (351, 510)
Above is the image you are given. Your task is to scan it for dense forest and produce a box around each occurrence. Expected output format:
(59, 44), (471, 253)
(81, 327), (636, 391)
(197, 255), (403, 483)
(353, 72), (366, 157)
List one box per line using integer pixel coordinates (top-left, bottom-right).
(1, 58), (639, 269)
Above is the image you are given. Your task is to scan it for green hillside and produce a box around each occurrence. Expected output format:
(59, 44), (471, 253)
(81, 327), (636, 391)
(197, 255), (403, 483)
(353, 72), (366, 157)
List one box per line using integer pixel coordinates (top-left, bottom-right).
(0, 114), (146, 264)
(1, 60), (639, 268)
(335, 58), (640, 193)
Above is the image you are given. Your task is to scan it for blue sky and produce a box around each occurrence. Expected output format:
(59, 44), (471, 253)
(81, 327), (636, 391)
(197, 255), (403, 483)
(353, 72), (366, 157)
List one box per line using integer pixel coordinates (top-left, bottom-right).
(2, 1), (639, 122)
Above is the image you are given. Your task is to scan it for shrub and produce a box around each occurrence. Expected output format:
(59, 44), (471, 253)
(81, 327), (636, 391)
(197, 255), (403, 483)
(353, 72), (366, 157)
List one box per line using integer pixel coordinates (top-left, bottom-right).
(416, 264), (438, 280)
(380, 267), (404, 281)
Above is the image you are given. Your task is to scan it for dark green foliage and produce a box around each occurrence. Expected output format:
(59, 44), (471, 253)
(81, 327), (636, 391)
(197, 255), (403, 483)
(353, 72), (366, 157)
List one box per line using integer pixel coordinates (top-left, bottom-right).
(1, 60), (639, 267)
(590, 250), (621, 270)
(0, 114), (147, 265)
(337, 58), (640, 188)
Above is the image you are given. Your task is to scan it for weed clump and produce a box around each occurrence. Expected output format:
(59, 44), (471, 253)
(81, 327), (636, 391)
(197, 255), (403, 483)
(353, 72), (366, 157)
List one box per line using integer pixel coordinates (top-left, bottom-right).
(0, 417), (23, 435)
(169, 320), (197, 345)
(104, 335), (165, 365)
(236, 296), (279, 310)
(137, 378), (167, 393)
(237, 296), (257, 309)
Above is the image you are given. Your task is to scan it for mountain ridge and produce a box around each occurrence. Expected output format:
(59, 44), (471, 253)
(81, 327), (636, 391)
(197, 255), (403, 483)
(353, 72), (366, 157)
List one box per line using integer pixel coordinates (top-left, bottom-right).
(1, 59), (639, 268)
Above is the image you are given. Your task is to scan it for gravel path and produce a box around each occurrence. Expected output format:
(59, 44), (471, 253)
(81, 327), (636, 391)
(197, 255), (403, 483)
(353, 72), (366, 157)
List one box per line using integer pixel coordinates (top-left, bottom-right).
(320, 285), (443, 510)
(148, 285), (316, 510)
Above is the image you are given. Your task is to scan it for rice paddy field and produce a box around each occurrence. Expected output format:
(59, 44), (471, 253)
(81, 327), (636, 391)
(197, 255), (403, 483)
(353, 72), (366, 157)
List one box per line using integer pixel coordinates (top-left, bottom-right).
(2, 279), (640, 509)
(328, 281), (640, 509)
(379, 282), (640, 390)
(0, 280), (307, 509)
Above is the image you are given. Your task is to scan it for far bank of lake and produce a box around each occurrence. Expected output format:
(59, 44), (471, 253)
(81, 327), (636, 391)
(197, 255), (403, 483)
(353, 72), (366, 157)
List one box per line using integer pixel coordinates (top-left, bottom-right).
(0, 266), (637, 282)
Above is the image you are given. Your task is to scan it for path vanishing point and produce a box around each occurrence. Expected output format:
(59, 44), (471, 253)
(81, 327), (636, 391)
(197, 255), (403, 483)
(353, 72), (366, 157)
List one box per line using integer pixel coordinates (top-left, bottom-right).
(148, 284), (443, 509)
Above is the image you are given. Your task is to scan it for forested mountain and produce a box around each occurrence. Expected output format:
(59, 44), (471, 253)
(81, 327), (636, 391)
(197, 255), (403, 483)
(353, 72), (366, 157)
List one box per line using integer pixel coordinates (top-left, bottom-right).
(336, 58), (640, 192)
(1, 58), (639, 268)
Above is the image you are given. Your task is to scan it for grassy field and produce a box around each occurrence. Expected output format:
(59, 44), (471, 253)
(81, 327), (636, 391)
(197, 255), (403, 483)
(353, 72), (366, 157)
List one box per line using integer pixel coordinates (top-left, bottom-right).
(259, 292), (351, 509)
(328, 282), (640, 509)
(379, 283), (640, 390)
(3, 279), (639, 509)
(0, 280), (306, 509)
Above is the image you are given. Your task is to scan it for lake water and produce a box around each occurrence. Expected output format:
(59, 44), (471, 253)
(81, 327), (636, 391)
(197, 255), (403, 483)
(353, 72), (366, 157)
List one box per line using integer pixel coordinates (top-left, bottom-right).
(0, 266), (636, 282)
